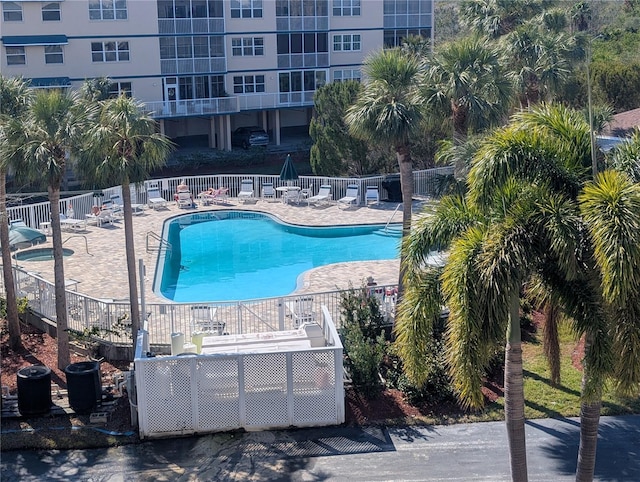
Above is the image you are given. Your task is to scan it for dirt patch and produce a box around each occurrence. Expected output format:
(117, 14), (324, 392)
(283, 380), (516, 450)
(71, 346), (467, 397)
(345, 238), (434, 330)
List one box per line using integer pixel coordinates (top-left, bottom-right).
(1, 321), (136, 451)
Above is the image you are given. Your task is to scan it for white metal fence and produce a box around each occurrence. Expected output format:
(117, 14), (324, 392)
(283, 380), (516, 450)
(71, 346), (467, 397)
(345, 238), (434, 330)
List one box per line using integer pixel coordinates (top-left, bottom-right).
(6, 168), (453, 230)
(10, 265), (396, 348)
(133, 305), (344, 439)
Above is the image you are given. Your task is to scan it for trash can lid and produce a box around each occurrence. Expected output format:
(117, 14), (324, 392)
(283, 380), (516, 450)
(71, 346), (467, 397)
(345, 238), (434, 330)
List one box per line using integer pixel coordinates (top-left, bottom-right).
(17, 365), (51, 379)
(64, 361), (100, 374)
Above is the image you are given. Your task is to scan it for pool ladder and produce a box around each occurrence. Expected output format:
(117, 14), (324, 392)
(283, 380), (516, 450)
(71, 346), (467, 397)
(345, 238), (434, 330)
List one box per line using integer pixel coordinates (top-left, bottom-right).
(146, 231), (171, 254)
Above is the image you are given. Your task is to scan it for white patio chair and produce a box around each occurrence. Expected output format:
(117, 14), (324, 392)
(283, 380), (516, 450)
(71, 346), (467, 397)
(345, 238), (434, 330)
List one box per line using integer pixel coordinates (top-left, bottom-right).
(307, 185), (332, 206)
(190, 305), (224, 335)
(337, 184), (359, 209)
(146, 185), (167, 210)
(365, 186), (380, 207)
(237, 180), (254, 203)
(284, 296), (316, 328)
(262, 182), (276, 200)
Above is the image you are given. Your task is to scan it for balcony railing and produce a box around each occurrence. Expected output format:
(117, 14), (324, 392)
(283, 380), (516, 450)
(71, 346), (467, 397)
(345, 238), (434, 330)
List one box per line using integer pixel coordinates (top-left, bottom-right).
(144, 92), (316, 118)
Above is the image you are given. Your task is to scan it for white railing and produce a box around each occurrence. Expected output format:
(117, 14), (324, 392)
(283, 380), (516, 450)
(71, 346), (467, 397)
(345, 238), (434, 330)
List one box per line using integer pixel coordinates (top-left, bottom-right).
(133, 305), (344, 438)
(6, 167), (452, 231)
(9, 264), (397, 347)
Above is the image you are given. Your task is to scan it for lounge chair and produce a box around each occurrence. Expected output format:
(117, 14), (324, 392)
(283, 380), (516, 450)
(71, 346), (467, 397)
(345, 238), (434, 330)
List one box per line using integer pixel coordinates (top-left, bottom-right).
(85, 209), (116, 227)
(146, 184), (167, 210)
(284, 296), (316, 328)
(110, 193), (144, 215)
(307, 184), (332, 206)
(198, 188), (218, 205)
(176, 191), (194, 208)
(237, 179), (254, 203)
(262, 182), (276, 200)
(337, 184), (359, 209)
(190, 305), (224, 335)
(59, 213), (87, 232)
(365, 186), (380, 207)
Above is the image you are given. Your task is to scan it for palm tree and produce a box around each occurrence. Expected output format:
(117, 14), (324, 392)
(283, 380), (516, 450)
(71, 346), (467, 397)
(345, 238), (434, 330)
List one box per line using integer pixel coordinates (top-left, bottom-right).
(423, 35), (514, 153)
(345, 48), (425, 293)
(0, 76), (31, 350)
(468, 104), (640, 481)
(79, 94), (172, 347)
(6, 89), (91, 370)
(459, 0), (546, 39)
(501, 26), (574, 107)
(398, 104), (640, 481)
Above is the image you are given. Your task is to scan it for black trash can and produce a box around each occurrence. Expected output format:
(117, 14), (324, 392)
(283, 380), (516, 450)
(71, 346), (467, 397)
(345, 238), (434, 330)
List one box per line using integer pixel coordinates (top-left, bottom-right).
(381, 174), (403, 202)
(17, 365), (52, 416)
(64, 361), (102, 413)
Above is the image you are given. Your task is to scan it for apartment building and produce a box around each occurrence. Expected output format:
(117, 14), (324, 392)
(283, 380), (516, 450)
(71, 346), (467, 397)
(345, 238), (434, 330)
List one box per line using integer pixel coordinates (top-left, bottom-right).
(0, 0), (433, 150)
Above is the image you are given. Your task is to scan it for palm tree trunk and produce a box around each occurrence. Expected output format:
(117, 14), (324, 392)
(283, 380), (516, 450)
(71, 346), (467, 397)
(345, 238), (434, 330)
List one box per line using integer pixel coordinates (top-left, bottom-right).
(121, 181), (140, 354)
(396, 144), (413, 301)
(49, 184), (71, 371)
(576, 334), (602, 482)
(505, 293), (528, 482)
(0, 170), (22, 350)
(543, 302), (561, 386)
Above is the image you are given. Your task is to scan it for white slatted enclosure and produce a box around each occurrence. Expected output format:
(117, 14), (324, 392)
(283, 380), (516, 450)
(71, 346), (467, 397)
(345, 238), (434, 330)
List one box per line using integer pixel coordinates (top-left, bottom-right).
(133, 306), (344, 439)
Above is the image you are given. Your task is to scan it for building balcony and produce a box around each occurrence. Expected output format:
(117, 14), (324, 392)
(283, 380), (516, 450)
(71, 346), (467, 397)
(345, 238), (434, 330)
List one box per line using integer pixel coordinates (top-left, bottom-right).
(144, 92), (316, 119)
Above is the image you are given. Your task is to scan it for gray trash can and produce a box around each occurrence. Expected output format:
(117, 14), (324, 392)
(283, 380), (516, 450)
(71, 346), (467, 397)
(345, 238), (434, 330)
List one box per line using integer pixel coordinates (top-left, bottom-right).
(17, 365), (52, 416)
(65, 361), (102, 413)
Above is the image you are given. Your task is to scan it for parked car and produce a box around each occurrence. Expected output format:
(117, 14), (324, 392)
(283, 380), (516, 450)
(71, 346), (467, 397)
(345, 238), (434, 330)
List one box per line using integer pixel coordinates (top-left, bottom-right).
(231, 126), (269, 149)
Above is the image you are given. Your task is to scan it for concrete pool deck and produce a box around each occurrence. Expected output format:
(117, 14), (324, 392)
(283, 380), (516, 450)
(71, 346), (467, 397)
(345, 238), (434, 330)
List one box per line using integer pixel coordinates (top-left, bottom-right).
(13, 196), (434, 304)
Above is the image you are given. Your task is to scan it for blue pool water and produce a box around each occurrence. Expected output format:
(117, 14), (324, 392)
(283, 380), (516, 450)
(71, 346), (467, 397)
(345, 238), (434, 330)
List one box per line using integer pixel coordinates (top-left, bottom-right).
(156, 211), (399, 302)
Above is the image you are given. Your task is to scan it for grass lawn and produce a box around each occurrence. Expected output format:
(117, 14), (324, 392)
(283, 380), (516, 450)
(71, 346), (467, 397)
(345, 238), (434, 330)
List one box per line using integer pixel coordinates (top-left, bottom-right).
(483, 320), (640, 421)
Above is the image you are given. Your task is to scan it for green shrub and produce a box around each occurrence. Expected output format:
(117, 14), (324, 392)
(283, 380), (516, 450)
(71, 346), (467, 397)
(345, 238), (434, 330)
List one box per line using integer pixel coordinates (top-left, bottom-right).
(340, 284), (388, 397)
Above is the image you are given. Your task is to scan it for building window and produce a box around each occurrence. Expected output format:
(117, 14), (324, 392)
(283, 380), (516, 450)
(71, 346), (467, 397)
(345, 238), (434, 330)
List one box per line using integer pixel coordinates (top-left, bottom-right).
(42, 3), (61, 21)
(108, 82), (132, 98)
(383, 29), (430, 48)
(277, 33), (328, 54)
(333, 69), (360, 82)
(279, 70), (326, 93)
(160, 36), (224, 60)
(230, 0), (262, 18)
(233, 75), (265, 94)
(158, 0), (223, 19)
(2, 2), (22, 22)
(333, 34), (360, 52)
(231, 37), (264, 56)
(89, 0), (127, 20)
(332, 0), (360, 16)
(91, 41), (130, 62)
(6, 46), (25, 65)
(44, 45), (64, 64)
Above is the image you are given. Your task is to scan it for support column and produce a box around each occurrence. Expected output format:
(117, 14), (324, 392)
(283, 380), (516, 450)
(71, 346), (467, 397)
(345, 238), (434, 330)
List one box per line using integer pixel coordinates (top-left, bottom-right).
(275, 109), (281, 146)
(158, 119), (165, 136)
(224, 115), (232, 152)
(209, 117), (216, 149)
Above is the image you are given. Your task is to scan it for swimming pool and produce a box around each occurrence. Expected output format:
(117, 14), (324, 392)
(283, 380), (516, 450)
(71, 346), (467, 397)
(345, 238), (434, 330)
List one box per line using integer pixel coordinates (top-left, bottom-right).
(155, 211), (400, 302)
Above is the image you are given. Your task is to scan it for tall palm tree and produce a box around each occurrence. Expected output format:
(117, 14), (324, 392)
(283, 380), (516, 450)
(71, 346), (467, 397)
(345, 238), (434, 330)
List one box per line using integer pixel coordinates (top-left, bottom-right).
(469, 104), (640, 481)
(345, 48), (425, 293)
(423, 35), (513, 155)
(79, 94), (172, 347)
(6, 89), (91, 370)
(0, 76), (31, 350)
